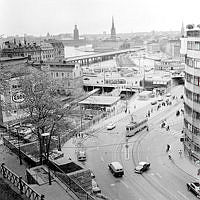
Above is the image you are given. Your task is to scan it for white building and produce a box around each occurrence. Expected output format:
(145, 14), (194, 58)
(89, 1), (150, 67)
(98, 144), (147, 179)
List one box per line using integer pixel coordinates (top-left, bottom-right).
(181, 24), (200, 161)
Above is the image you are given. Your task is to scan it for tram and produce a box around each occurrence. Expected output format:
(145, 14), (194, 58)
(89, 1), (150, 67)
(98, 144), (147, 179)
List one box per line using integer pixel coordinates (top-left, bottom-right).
(126, 118), (148, 137)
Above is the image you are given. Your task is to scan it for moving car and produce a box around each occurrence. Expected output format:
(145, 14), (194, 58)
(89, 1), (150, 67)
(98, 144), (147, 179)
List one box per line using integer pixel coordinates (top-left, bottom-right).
(187, 182), (200, 198)
(135, 161), (150, 174)
(107, 123), (116, 130)
(77, 150), (87, 161)
(108, 161), (124, 177)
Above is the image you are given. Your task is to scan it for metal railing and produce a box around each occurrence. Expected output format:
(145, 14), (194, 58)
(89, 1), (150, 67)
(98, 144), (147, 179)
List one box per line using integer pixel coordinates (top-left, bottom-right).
(0, 163), (44, 200)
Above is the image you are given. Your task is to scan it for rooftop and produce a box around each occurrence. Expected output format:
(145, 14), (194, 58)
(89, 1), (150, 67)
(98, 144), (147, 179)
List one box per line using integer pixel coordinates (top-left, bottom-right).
(79, 95), (120, 106)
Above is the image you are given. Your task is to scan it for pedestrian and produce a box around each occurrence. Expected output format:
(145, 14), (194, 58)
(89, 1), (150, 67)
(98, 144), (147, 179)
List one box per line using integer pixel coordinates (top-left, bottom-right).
(166, 125), (170, 131)
(179, 150), (182, 157)
(166, 144), (170, 152)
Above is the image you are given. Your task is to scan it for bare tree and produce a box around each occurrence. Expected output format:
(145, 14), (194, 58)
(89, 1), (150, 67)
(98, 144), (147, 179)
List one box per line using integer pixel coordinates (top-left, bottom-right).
(19, 70), (74, 164)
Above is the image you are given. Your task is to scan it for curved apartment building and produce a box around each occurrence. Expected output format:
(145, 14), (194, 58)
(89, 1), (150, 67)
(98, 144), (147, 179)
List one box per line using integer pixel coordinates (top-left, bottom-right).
(181, 25), (200, 161)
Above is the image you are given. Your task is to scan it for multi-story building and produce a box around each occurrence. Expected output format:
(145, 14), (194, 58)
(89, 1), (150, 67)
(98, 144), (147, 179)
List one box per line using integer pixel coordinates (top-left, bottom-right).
(45, 39), (65, 61)
(1, 39), (64, 62)
(165, 39), (181, 58)
(33, 61), (83, 97)
(181, 24), (200, 162)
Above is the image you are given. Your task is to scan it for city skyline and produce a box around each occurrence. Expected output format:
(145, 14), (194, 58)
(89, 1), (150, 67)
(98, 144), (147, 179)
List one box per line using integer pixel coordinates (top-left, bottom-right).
(1, 0), (200, 36)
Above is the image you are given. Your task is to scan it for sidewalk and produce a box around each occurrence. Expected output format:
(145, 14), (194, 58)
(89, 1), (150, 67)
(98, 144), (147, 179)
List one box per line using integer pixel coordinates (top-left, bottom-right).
(170, 139), (199, 180)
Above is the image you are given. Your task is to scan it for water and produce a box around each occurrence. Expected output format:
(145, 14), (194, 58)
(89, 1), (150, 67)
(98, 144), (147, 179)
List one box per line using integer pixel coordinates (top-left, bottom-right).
(64, 45), (94, 58)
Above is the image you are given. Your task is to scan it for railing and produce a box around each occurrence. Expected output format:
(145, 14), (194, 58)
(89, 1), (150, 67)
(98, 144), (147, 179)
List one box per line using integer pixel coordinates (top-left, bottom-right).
(0, 163), (44, 200)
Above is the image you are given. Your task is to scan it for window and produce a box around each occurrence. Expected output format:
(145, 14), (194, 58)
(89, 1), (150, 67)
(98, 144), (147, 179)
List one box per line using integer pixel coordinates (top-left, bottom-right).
(56, 72), (58, 77)
(62, 72), (64, 77)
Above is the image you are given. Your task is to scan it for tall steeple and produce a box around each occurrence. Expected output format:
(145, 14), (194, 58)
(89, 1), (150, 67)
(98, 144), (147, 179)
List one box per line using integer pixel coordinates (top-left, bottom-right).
(73, 25), (79, 41)
(111, 16), (116, 41)
(181, 21), (185, 37)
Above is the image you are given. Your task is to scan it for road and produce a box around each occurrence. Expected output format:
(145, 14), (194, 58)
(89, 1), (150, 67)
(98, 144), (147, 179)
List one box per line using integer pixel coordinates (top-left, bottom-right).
(64, 85), (198, 200)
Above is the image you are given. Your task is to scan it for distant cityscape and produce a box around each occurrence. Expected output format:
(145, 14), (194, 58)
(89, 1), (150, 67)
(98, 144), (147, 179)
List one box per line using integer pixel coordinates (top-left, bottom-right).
(1, 14), (200, 200)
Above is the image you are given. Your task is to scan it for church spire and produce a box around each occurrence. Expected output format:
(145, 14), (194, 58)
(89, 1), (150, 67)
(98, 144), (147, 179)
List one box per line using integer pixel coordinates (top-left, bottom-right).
(111, 16), (116, 41)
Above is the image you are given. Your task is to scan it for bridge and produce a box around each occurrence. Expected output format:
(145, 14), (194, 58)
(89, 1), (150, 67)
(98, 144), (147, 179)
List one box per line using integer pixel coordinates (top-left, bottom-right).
(65, 47), (145, 66)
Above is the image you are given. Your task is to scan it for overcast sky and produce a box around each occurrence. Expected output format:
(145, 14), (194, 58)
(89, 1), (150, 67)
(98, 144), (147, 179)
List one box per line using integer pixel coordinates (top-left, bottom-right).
(1, 0), (200, 37)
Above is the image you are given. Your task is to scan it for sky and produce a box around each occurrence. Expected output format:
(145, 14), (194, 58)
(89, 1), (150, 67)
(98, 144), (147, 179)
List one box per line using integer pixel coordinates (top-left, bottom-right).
(1, 0), (200, 37)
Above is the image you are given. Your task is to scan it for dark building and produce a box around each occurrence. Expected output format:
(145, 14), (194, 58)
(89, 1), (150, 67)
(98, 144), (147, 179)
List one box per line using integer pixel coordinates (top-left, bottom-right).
(111, 16), (116, 41)
(73, 25), (79, 41)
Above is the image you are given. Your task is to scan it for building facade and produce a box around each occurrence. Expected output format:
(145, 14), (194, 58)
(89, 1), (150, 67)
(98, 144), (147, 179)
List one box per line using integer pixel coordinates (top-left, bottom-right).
(34, 61), (83, 97)
(181, 25), (200, 162)
(1, 40), (64, 62)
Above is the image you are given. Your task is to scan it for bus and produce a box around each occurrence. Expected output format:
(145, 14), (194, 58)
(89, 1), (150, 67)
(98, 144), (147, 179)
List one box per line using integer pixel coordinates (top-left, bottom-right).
(126, 118), (148, 137)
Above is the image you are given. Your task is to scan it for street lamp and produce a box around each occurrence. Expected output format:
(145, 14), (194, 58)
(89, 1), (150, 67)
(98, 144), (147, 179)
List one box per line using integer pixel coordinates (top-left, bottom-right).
(41, 132), (52, 185)
(17, 127), (23, 165)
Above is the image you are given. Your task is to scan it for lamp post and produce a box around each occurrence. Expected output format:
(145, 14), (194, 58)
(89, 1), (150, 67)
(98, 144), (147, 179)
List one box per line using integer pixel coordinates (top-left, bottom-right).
(41, 132), (52, 185)
(16, 127), (22, 165)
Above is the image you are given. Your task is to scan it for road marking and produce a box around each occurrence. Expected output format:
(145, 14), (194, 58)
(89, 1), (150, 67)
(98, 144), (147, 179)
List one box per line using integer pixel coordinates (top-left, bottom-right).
(121, 180), (129, 188)
(100, 156), (104, 162)
(156, 172), (162, 178)
(96, 146), (99, 150)
(150, 173), (154, 176)
(110, 183), (115, 187)
(177, 191), (189, 200)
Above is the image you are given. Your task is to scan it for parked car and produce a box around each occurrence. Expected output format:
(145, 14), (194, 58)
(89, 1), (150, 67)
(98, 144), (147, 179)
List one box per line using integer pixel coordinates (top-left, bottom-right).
(90, 170), (95, 179)
(187, 182), (200, 198)
(166, 93), (171, 97)
(135, 161), (150, 174)
(107, 123), (116, 130)
(157, 96), (163, 102)
(151, 100), (157, 105)
(77, 150), (87, 161)
(92, 179), (101, 194)
(84, 115), (93, 120)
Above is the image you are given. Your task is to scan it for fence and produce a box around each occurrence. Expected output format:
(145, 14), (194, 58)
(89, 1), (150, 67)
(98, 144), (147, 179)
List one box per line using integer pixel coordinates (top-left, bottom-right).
(0, 163), (44, 200)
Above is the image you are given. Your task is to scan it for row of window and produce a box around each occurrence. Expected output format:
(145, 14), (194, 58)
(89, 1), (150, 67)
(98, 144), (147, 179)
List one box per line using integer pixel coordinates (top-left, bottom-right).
(184, 102), (200, 121)
(185, 57), (200, 69)
(185, 72), (200, 86)
(184, 118), (200, 136)
(187, 41), (200, 51)
(51, 71), (82, 78)
(185, 88), (200, 103)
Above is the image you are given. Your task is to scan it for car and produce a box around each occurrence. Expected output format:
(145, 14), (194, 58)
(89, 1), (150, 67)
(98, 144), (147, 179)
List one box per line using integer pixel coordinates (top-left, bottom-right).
(107, 123), (116, 130)
(151, 100), (157, 105)
(84, 115), (93, 120)
(90, 171), (95, 179)
(187, 182), (200, 198)
(166, 93), (171, 97)
(92, 179), (101, 194)
(108, 161), (124, 177)
(157, 96), (163, 102)
(77, 150), (87, 161)
(135, 161), (150, 174)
